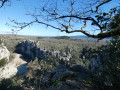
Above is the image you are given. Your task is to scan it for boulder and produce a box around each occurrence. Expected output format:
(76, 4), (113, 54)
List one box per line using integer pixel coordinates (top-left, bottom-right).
(41, 64), (76, 88)
(0, 65), (17, 81)
(41, 64), (92, 90)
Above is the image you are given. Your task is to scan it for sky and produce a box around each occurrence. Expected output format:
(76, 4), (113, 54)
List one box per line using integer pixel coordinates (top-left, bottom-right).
(0, 0), (119, 36)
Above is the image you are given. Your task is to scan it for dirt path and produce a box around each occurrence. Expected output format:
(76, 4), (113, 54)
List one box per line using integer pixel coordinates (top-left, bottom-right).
(0, 53), (27, 80)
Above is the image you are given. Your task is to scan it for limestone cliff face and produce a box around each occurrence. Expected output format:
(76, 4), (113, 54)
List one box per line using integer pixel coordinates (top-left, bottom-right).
(15, 40), (71, 64)
(0, 39), (10, 62)
(0, 53), (27, 81)
(0, 39), (12, 81)
(89, 53), (103, 74)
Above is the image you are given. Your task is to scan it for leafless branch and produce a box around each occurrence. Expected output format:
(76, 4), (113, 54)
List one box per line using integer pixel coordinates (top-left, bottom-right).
(81, 20), (87, 30)
(58, 15), (102, 30)
(0, 0), (7, 8)
(9, 0), (119, 39)
(93, 0), (112, 12)
(10, 18), (120, 39)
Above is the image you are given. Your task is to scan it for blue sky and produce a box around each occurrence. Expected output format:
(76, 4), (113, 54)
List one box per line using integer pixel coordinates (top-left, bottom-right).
(0, 0), (119, 36)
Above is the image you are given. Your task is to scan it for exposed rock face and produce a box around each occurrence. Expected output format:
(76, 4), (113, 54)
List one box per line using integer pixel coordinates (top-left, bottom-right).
(15, 40), (71, 65)
(0, 64), (18, 81)
(0, 53), (27, 81)
(0, 41), (10, 62)
(89, 53), (103, 74)
(0, 39), (12, 80)
(41, 64), (92, 90)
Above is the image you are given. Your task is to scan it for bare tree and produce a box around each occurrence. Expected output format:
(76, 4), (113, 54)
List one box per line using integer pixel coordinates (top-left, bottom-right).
(9, 0), (120, 39)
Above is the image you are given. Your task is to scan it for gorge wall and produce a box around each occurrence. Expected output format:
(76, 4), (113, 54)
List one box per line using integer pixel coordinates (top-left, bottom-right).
(15, 40), (71, 65)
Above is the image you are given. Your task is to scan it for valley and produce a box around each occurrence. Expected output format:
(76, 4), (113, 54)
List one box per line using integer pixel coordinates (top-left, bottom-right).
(0, 34), (118, 90)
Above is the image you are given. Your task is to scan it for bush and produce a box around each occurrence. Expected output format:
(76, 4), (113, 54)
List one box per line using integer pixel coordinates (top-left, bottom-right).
(0, 58), (7, 68)
(90, 37), (120, 89)
(0, 75), (24, 90)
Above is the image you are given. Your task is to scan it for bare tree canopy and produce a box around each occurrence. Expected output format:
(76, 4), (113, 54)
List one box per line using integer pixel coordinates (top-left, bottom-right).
(9, 0), (120, 39)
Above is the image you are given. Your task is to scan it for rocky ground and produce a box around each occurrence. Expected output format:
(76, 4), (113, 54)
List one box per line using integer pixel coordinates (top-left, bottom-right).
(0, 53), (27, 80)
(40, 64), (93, 90)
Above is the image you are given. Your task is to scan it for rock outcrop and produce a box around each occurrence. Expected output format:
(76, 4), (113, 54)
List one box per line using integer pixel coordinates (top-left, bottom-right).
(0, 39), (10, 62)
(15, 40), (71, 65)
(41, 64), (92, 90)
(89, 53), (103, 74)
(0, 53), (27, 81)
(0, 64), (18, 81)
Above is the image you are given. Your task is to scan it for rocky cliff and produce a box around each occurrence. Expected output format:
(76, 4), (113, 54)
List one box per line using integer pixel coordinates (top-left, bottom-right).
(0, 39), (28, 81)
(15, 40), (71, 65)
(0, 39), (10, 63)
(89, 53), (103, 75)
(0, 39), (11, 80)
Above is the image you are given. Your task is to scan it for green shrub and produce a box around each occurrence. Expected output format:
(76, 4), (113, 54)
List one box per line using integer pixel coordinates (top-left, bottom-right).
(52, 79), (61, 87)
(0, 58), (7, 68)
(0, 75), (24, 90)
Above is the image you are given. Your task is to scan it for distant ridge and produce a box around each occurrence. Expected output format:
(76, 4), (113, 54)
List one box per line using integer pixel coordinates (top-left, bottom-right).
(0, 34), (111, 40)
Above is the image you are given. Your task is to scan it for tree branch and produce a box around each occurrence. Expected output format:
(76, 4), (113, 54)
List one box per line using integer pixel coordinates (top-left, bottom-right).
(9, 0), (119, 39)
(36, 20), (63, 31)
(93, 0), (112, 12)
(58, 15), (102, 29)
(12, 19), (120, 39)
(0, 0), (8, 8)
(61, 29), (120, 39)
